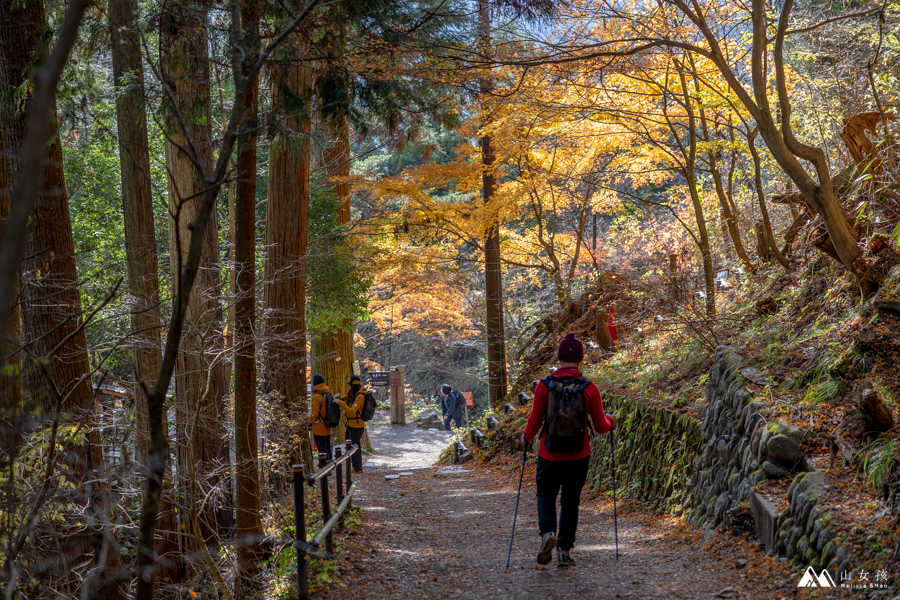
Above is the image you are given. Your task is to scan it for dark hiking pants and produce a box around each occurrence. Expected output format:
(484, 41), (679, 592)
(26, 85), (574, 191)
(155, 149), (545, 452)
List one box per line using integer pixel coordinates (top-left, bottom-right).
(313, 434), (332, 461)
(443, 413), (463, 431)
(348, 426), (364, 471)
(536, 455), (590, 551)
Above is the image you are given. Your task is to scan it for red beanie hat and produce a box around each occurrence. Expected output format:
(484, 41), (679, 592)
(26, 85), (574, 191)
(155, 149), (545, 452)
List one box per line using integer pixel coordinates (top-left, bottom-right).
(557, 332), (584, 363)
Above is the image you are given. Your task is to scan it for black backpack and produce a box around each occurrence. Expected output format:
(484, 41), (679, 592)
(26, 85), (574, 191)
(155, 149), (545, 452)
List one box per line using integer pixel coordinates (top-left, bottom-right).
(361, 390), (377, 422)
(541, 376), (590, 453)
(320, 391), (341, 429)
(451, 390), (465, 412)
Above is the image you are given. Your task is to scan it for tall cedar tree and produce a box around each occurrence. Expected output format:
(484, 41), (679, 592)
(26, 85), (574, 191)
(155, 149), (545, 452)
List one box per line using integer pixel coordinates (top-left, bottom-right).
(263, 50), (313, 471)
(159, 0), (232, 553)
(0, 116), (22, 497)
(312, 9), (356, 425)
(0, 0), (125, 595)
(108, 0), (182, 581)
(234, 0), (264, 586)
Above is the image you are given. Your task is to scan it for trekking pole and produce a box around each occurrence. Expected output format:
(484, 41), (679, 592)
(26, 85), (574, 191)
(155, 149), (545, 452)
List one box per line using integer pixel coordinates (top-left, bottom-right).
(610, 430), (619, 561)
(505, 445), (528, 572)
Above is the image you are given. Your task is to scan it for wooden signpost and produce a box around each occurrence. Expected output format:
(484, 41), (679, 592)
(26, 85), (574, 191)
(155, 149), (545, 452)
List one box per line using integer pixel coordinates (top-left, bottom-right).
(365, 367), (406, 424)
(389, 366), (405, 425)
(368, 371), (390, 387)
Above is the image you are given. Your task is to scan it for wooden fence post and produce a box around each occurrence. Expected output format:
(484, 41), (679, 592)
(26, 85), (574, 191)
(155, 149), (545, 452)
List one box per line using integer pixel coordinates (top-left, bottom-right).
(397, 365), (406, 425)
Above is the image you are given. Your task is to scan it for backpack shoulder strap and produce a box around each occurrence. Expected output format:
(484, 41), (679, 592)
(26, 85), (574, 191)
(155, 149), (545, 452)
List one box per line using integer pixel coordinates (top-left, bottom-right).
(313, 391), (325, 422)
(567, 377), (591, 392)
(538, 376), (560, 438)
(541, 376), (559, 391)
(348, 391), (365, 422)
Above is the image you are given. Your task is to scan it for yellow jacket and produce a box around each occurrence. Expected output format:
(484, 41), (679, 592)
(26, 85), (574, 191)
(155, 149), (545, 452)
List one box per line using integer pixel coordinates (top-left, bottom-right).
(338, 386), (367, 429)
(310, 383), (333, 436)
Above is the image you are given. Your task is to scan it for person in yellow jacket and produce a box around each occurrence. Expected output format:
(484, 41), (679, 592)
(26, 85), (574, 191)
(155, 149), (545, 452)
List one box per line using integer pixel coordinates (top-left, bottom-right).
(337, 374), (366, 473)
(310, 374), (333, 460)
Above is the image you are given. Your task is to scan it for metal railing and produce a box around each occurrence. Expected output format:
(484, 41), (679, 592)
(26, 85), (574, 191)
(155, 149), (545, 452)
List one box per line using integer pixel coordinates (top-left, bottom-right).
(292, 440), (360, 600)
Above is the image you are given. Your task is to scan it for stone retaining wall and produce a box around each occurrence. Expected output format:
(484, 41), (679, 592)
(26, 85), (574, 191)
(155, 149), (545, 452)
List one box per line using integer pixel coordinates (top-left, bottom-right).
(778, 472), (849, 574)
(587, 346), (842, 571)
(587, 395), (704, 516)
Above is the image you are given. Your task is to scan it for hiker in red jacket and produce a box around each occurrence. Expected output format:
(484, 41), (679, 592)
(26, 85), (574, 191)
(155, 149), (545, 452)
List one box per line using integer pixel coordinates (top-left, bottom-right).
(521, 332), (617, 568)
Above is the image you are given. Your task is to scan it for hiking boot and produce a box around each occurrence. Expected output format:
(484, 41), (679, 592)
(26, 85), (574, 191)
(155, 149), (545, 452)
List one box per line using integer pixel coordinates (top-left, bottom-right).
(536, 532), (557, 565)
(353, 469), (364, 474)
(557, 549), (575, 568)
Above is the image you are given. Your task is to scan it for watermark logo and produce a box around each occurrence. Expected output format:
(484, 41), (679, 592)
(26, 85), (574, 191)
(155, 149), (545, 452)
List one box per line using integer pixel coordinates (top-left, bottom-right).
(798, 566), (890, 590)
(798, 567), (836, 588)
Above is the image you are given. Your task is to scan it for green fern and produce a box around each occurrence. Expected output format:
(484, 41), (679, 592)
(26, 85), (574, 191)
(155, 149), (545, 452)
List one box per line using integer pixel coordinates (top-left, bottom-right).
(857, 436), (896, 488)
(803, 378), (845, 404)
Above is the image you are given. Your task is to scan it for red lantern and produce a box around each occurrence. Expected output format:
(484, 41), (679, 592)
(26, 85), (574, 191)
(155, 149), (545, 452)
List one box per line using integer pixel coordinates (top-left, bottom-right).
(607, 306), (618, 342)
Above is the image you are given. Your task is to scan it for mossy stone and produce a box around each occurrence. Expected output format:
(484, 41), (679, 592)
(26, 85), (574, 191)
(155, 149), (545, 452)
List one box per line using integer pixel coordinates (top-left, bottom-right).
(763, 460), (790, 479)
(767, 434), (800, 466)
(796, 535), (810, 559)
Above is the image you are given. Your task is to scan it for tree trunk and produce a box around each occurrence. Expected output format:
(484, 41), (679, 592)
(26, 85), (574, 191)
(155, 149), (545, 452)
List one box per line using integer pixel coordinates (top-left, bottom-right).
(263, 58), (312, 473)
(746, 128), (791, 269)
(315, 15), (360, 429)
(0, 0), (125, 594)
(233, 0), (264, 589)
(755, 221), (773, 262)
(133, 5), (320, 597)
(479, 0), (508, 406)
(159, 0), (232, 553)
(595, 309), (615, 351)
(841, 112), (892, 175)
(686, 168), (716, 316)
(692, 72), (750, 269)
(0, 119), (22, 479)
(677, 66), (715, 316)
(108, 0), (182, 582)
(709, 156), (750, 267)
(0, 112), (24, 570)
(313, 119), (356, 393)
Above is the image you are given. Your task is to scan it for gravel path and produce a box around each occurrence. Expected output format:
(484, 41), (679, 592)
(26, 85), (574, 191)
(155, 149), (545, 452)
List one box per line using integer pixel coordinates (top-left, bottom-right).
(362, 417), (453, 471)
(320, 423), (850, 600)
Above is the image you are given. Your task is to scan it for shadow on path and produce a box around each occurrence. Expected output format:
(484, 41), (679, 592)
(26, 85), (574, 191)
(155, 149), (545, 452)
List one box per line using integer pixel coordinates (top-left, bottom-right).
(320, 424), (844, 600)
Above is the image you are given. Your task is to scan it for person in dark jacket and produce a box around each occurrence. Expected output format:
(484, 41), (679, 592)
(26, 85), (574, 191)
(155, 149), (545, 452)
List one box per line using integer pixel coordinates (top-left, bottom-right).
(337, 374), (367, 473)
(521, 333), (617, 568)
(309, 374), (333, 460)
(440, 384), (464, 430)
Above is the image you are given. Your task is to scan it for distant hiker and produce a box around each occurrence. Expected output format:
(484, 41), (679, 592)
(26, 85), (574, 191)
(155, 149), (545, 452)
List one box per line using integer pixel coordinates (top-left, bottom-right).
(338, 375), (368, 473)
(521, 332), (617, 568)
(311, 373), (340, 460)
(441, 384), (465, 430)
